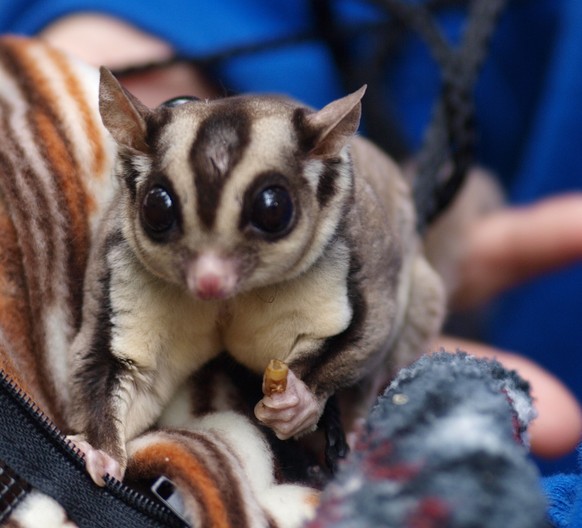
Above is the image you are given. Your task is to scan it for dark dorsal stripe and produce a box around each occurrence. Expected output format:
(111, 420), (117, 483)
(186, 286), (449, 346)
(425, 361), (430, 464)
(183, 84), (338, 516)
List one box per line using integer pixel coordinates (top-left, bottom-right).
(190, 106), (251, 229)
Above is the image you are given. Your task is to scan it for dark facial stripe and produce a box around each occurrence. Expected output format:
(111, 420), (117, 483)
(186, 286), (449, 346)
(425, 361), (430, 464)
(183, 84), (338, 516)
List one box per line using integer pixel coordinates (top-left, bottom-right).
(190, 106), (251, 229)
(119, 155), (139, 202)
(118, 109), (174, 206)
(116, 114), (170, 204)
(317, 161), (341, 207)
(117, 107), (175, 200)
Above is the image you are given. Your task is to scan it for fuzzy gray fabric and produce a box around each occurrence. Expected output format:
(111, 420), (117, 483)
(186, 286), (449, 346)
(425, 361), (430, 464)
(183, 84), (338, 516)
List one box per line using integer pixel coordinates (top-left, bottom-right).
(309, 351), (548, 527)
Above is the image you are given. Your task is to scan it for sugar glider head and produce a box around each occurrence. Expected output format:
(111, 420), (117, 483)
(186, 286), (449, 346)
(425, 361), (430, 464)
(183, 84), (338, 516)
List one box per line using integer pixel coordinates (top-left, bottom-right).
(99, 67), (365, 300)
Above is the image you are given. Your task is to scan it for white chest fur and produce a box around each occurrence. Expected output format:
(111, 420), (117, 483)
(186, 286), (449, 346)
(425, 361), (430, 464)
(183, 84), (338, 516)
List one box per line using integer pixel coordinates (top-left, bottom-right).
(224, 242), (353, 372)
(112, 240), (352, 378)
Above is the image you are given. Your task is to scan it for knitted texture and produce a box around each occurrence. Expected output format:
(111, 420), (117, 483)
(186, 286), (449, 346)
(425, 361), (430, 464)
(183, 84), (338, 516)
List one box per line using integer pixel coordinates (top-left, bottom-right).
(544, 446), (582, 527)
(309, 351), (547, 527)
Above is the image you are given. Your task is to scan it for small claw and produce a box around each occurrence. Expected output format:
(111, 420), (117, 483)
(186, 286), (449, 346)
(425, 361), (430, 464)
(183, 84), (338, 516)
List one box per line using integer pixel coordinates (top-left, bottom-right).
(67, 435), (123, 486)
(85, 448), (123, 486)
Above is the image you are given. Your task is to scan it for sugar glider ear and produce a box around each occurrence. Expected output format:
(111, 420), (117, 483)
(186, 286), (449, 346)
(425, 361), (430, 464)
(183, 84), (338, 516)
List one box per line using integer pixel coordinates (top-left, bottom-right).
(305, 85), (366, 158)
(99, 67), (150, 154)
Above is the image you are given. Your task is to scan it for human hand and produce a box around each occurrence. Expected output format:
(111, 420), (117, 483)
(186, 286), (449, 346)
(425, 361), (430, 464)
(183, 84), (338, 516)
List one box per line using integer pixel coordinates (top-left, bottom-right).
(40, 13), (216, 106)
(431, 190), (582, 458)
(451, 193), (582, 309)
(435, 336), (582, 459)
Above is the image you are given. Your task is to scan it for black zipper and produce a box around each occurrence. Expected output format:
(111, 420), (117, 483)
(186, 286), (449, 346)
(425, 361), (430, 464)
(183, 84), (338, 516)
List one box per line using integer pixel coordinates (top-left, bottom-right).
(0, 370), (190, 528)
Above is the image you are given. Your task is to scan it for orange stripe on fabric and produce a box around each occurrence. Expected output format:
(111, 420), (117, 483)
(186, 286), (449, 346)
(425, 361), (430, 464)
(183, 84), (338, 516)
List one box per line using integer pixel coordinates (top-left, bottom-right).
(131, 441), (232, 528)
(7, 38), (91, 322)
(45, 45), (107, 180)
(34, 109), (89, 271)
(0, 199), (58, 421)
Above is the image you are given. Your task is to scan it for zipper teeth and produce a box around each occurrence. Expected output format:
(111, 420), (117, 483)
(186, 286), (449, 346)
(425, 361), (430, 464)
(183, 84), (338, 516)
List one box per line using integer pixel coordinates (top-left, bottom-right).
(104, 477), (184, 524)
(0, 371), (85, 463)
(0, 370), (188, 527)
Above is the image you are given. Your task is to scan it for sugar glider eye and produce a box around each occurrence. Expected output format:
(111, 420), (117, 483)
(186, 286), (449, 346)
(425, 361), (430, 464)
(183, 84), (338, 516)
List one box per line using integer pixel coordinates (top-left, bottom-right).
(250, 185), (294, 235)
(160, 95), (200, 108)
(141, 185), (178, 238)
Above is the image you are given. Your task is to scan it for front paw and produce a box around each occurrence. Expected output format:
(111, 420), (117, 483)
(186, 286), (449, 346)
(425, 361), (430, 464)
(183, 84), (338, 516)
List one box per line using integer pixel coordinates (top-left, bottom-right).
(254, 369), (322, 439)
(67, 434), (124, 486)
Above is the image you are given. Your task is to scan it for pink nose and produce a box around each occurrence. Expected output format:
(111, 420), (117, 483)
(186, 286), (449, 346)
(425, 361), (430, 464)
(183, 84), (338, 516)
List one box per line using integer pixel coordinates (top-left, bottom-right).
(195, 274), (225, 300)
(186, 252), (238, 300)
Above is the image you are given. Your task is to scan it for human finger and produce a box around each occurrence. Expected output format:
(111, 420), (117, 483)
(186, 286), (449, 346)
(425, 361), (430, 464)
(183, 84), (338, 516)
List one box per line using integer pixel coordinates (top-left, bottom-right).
(435, 336), (582, 458)
(452, 194), (582, 308)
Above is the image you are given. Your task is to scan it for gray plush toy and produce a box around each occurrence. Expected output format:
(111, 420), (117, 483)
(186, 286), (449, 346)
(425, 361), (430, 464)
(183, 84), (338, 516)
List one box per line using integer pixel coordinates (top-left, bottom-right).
(309, 351), (548, 528)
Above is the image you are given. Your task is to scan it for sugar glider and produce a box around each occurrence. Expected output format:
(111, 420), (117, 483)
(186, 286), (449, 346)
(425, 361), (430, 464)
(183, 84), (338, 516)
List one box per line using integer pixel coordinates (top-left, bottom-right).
(68, 68), (445, 484)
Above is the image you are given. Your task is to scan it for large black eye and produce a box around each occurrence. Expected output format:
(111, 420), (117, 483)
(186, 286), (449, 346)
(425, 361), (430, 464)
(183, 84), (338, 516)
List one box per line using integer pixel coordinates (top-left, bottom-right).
(141, 186), (178, 237)
(250, 186), (293, 235)
(161, 95), (200, 108)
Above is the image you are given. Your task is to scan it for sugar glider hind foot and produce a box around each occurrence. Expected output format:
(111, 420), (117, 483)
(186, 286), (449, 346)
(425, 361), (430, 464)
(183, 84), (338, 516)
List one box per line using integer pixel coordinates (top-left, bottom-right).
(67, 434), (123, 486)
